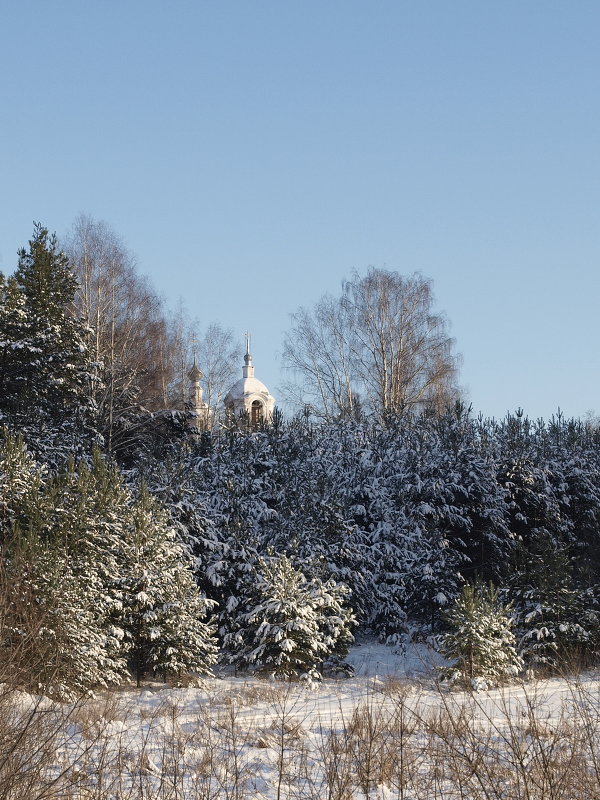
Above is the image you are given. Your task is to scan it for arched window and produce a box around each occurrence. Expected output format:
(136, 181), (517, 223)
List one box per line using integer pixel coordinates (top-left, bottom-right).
(251, 400), (263, 428)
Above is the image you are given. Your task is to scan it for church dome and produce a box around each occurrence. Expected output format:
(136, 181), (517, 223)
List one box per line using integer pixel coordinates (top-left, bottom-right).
(224, 335), (275, 426)
(225, 375), (271, 403)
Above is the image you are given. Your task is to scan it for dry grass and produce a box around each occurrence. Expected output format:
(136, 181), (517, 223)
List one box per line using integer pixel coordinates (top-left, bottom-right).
(0, 673), (598, 798)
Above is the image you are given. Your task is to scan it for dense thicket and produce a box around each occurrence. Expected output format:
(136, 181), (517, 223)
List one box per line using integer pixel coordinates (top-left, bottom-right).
(1, 224), (600, 693)
(141, 406), (600, 670)
(0, 435), (217, 696)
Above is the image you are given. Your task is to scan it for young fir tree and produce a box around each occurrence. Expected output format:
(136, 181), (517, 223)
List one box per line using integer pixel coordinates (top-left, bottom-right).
(1, 536), (123, 698)
(50, 463), (219, 689)
(440, 582), (523, 690)
(0, 429), (45, 535)
(0, 435), (59, 691)
(311, 573), (357, 675)
(1, 437), (218, 693)
(42, 453), (138, 685)
(117, 486), (218, 685)
(0, 436), (126, 695)
(513, 529), (599, 670)
(223, 553), (355, 682)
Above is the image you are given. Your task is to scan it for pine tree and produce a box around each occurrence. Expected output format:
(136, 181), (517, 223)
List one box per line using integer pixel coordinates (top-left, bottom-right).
(42, 453), (137, 685)
(0, 224), (97, 462)
(0, 429), (45, 535)
(389, 414), (465, 631)
(0, 438), (126, 695)
(223, 553), (355, 682)
(494, 412), (600, 669)
(441, 582), (523, 690)
(1, 537), (123, 698)
(14, 224), (94, 414)
(0, 276), (30, 417)
(513, 530), (599, 670)
(0, 437), (218, 694)
(117, 486), (218, 685)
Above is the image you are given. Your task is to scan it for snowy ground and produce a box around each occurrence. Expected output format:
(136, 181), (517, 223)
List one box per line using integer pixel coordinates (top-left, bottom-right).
(10, 642), (600, 799)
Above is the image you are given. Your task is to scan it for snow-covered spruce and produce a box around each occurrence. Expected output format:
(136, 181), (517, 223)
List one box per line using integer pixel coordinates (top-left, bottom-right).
(117, 485), (218, 686)
(0, 430), (46, 526)
(0, 439), (218, 694)
(222, 553), (355, 681)
(440, 582), (523, 690)
(0, 439), (126, 696)
(0, 224), (98, 466)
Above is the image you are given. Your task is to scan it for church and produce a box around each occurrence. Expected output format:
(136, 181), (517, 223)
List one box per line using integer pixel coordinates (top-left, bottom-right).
(187, 334), (275, 430)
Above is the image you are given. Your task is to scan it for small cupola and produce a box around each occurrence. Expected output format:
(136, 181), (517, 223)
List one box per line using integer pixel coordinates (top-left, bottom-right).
(187, 358), (210, 431)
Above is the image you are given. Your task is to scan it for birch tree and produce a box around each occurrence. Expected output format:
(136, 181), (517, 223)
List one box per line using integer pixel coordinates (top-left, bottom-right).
(62, 215), (176, 454)
(283, 268), (460, 419)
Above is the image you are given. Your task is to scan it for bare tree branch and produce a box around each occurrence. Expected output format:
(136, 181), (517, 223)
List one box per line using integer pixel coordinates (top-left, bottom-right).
(283, 268), (461, 419)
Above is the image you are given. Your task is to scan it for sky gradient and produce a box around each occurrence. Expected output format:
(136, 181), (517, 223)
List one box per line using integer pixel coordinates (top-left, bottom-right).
(1, 1), (599, 421)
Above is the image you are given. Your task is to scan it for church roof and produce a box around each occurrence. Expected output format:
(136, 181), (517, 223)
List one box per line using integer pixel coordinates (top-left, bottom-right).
(225, 375), (272, 403)
(224, 334), (275, 407)
(188, 362), (202, 381)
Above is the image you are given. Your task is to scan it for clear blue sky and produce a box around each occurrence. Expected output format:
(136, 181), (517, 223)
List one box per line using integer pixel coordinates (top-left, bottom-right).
(1, 1), (599, 421)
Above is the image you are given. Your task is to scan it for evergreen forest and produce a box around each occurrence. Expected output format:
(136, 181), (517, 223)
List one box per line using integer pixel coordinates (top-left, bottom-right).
(2, 222), (600, 696)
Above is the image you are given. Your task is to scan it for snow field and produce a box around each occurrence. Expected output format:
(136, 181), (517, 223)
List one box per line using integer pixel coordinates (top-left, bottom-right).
(5, 643), (600, 799)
